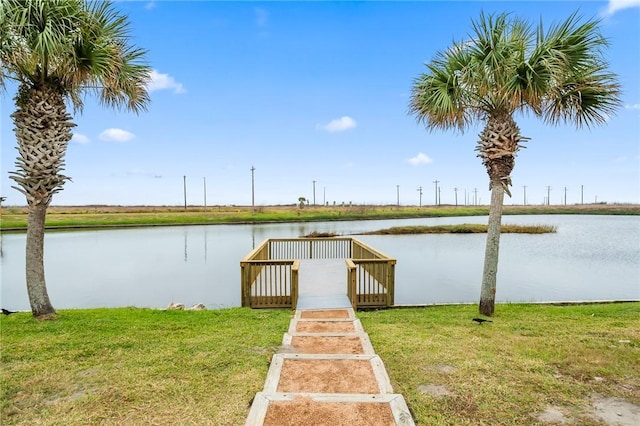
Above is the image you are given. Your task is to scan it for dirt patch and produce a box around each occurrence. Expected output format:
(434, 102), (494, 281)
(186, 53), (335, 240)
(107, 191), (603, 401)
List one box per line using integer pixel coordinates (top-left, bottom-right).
(534, 397), (640, 425)
(300, 309), (350, 319)
(418, 384), (453, 398)
(264, 397), (395, 426)
(591, 395), (640, 425)
(296, 321), (355, 333)
(535, 406), (568, 424)
(277, 359), (379, 393)
(424, 364), (457, 374)
(290, 335), (363, 354)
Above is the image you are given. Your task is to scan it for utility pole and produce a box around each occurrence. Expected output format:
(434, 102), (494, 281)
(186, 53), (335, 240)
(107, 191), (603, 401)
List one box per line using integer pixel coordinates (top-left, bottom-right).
(581, 185), (584, 204)
(417, 186), (423, 207)
(454, 187), (458, 206)
(464, 189), (468, 206)
(203, 177), (207, 211)
(433, 180), (440, 206)
(396, 185), (400, 207)
(473, 188), (478, 206)
(564, 187), (568, 205)
(323, 187), (326, 206)
(312, 180), (316, 206)
(183, 175), (187, 211)
(250, 166), (255, 207)
(522, 185), (527, 206)
(546, 186), (552, 206)
(438, 187), (441, 206)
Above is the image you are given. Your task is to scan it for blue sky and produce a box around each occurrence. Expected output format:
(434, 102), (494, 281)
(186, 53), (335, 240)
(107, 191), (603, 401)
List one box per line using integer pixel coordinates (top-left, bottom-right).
(1, 0), (639, 207)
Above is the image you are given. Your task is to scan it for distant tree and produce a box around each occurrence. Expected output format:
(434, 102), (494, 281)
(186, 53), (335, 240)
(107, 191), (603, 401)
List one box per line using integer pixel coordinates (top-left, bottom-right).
(298, 197), (306, 209)
(0, 0), (150, 318)
(409, 11), (620, 316)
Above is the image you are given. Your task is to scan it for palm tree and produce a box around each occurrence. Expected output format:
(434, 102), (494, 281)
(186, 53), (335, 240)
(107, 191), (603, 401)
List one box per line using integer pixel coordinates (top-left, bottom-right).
(409, 12), (620, 316)
(0, 0), (150, 318)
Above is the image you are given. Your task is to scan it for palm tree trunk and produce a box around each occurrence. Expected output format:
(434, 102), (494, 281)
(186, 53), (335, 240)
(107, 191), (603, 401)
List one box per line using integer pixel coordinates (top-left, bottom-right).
(25, 202), (56, 318)
(10, 85), (72, 319)
(479, 182), (505, 316)
(476, 112), (524, 316)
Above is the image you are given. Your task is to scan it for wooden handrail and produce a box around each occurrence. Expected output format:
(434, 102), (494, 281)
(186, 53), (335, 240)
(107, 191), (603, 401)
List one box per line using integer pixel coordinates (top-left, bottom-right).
(346, 259), (357, 310)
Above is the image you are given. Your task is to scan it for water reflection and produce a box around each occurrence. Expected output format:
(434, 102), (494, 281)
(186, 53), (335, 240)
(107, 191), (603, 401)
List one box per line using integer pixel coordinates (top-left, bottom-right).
(0, 215), (638, 310)
(203, 226), (208, 262)
(184, 230), (188, 263)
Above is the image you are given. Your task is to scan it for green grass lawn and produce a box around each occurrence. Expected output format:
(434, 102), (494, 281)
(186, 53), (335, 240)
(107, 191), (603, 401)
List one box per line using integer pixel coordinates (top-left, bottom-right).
(360, 303), (640, 425)
(2, 303), (638, 425)
(0, 308), (292, 425)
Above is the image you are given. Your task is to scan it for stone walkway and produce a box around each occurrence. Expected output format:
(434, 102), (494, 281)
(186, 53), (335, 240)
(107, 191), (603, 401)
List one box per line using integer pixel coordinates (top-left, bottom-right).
(246, 307), (415, 425)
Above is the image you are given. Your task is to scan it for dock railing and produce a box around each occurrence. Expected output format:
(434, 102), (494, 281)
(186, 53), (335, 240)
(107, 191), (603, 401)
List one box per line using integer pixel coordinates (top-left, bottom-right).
(348, 239), (396, 308)
(241, 237), (395, 309)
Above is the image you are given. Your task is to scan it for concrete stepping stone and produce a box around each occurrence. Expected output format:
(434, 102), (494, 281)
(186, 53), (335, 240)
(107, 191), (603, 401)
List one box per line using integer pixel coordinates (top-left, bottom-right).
(246, 307), (415, 425)
(248, 393), (414, 426)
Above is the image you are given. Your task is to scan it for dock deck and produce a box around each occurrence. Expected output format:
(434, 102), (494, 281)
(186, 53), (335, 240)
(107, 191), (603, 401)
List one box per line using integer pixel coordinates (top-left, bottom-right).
(296, 259), (352, 309)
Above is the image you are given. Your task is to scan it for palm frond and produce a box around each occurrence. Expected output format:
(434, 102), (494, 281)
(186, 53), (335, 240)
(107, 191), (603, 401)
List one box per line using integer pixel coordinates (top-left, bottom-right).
(1, 0), (150, 113)
(535, 12), (621, 127)
(543, 68), (621, 128)
(408, 9), (621, 135)
(408, 42), (476, 132)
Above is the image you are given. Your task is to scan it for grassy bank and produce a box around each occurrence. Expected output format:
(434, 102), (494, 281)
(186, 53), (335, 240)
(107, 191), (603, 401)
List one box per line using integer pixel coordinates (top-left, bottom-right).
(361, 223), (557, 234)
(1, 203), (638, 231)
(2, 303), (638, 425)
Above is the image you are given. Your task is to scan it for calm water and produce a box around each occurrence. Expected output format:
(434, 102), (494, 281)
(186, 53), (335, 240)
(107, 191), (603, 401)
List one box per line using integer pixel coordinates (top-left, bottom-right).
(1, 215), (638, 310)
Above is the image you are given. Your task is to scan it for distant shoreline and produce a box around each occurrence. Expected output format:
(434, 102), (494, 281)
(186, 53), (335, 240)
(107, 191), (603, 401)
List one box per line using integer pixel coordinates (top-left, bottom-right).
(1, 203), (638, 232)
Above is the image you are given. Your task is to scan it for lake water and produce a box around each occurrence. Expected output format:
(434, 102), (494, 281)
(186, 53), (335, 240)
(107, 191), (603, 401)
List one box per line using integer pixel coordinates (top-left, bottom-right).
(1, 215), (638, 310)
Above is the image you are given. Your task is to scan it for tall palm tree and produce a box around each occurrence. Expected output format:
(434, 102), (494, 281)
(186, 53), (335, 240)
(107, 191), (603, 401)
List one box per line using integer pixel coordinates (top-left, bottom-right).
(0, 0), (150, 318)
(409, 12), (620, 316)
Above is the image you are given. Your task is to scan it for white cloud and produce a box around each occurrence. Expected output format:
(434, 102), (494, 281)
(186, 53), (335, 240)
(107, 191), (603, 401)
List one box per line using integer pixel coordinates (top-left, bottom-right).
(145, 2), (156, 10)
(318, 116), (357, 132)
(625, 104), (640, 110)
(71, 133), (90, 144)
(146, 69), (186, 94)
(99, 128), (135, 143)
(407, 152), (433, 166)
(255, 8), (269, 27)
(603, 0), (640, 16)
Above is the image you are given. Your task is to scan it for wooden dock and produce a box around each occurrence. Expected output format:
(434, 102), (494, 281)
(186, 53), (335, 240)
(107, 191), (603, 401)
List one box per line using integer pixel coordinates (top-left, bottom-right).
(240, 238), (396, 310)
